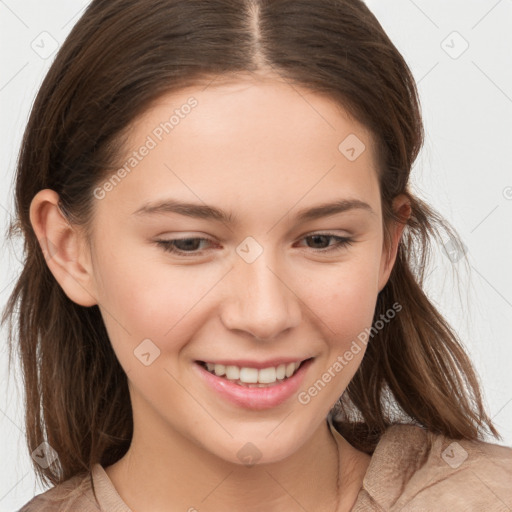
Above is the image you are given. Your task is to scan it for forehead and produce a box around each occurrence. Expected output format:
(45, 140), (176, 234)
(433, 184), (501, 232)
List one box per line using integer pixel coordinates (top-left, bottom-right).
(126, 71), (376, 161)
(94, 73), (381, 226)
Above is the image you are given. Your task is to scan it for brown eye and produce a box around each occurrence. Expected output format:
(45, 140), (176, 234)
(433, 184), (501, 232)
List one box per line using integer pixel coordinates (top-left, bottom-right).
(155, 237), (213, 256)
(299, 233), (354, 253)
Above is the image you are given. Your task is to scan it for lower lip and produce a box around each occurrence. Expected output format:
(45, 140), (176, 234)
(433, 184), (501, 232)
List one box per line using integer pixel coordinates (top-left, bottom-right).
(194, 359), (313, 410)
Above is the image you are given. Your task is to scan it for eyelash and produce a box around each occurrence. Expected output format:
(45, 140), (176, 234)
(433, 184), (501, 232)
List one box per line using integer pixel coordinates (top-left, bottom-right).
(154, 233), (354, 257)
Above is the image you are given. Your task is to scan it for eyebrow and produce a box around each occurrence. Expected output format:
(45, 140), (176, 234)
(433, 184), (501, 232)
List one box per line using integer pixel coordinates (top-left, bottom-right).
(131, 197), (375, 224)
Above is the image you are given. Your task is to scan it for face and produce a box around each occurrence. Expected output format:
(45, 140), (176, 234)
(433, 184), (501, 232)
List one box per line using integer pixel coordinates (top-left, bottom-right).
(49, 73), (406, 464)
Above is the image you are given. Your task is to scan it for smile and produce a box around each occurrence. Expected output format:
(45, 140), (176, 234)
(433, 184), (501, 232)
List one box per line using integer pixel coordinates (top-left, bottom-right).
(194, 357), (314, 410)
(197, 360), (307, 387)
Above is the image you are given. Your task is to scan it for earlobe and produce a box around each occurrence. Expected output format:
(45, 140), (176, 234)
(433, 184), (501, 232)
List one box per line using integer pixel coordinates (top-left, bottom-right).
(377, 195), (411, 293)
(29, 189), (98, 307)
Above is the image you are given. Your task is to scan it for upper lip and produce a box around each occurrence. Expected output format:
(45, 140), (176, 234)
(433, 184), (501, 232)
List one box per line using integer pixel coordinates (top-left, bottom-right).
(197, 357), (313, 369)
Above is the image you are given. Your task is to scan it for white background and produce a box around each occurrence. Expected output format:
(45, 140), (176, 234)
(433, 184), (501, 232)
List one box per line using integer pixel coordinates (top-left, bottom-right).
(1, 1), (511, 510)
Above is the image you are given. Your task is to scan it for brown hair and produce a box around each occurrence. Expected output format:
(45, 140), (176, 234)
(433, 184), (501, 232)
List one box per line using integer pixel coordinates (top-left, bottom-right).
(2, 0), (499, 491)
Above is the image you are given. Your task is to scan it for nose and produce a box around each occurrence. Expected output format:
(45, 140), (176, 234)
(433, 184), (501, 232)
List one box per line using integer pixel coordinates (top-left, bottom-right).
(220, 251), (302, 340)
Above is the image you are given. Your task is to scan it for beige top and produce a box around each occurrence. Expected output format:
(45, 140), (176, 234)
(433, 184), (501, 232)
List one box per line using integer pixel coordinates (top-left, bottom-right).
(18, 423), (512, 511)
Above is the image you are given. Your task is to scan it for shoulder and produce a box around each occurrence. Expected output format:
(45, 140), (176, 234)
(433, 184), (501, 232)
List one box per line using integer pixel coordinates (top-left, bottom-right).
(356, 423), (512, 511)
(16, 471), (100, 512)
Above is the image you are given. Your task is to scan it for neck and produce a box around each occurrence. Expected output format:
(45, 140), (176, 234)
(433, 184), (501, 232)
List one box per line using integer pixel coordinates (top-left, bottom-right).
(105, 403), (364, 512)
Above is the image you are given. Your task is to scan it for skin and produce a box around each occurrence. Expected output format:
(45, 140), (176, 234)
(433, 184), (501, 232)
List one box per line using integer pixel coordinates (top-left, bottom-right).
(30, 71), (410, 512)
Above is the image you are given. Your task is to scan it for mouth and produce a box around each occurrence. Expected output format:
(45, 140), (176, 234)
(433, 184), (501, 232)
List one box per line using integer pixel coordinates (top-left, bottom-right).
(195, 358), (313, 388)
(194, 357), (315, 410)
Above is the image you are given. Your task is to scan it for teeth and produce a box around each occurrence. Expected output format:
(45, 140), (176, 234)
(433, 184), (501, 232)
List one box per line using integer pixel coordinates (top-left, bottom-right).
(225, 365), (240, 380)
(258, 367), (276, 383)
(213, 363), (225, 376)
(285, 362), (296, 378)
(203, 361), (303, 384)
(239, 367), (259, 383)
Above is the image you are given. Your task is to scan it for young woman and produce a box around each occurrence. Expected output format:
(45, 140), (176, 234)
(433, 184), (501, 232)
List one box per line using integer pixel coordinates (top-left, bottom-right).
(4, 0), (511, 510)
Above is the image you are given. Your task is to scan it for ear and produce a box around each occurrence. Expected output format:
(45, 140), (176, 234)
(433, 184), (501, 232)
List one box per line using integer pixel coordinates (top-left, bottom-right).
(377, 194), (411, 293)
(29, 188), (98, 307)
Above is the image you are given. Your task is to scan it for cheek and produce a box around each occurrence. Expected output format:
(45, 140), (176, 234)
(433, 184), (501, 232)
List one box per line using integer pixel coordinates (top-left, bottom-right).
(297, 256), (381, 338)
(296, 266), (378, 409)
(93, 252), (221, 368)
